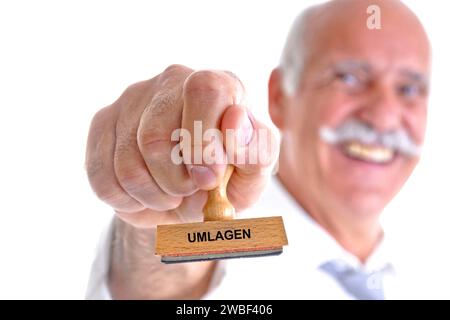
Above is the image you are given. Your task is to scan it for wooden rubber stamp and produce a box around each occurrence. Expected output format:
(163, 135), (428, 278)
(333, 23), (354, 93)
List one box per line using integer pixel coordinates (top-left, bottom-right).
(155, 165), (288, 263)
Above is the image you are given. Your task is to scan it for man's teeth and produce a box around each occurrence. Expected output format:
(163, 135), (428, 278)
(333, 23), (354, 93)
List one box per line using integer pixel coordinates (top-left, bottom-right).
(343, 141), (394, 164)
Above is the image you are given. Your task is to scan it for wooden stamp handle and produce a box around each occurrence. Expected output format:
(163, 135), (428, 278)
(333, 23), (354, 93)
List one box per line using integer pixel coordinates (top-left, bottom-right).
(203, 165), (235, 222)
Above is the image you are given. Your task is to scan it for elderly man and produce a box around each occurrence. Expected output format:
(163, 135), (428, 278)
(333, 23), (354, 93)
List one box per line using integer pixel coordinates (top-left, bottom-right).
(85, 0), (430, 299)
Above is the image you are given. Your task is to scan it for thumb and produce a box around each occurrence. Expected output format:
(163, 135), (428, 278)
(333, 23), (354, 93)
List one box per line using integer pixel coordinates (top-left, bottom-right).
(221, 105), (279, 211)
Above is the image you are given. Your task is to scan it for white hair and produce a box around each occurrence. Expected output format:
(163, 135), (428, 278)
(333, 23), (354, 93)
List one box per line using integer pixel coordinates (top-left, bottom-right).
(279, 8), (316, 96)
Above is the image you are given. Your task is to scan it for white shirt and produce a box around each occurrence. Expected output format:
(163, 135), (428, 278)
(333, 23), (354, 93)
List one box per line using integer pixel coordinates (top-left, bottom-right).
(86, 177), (425, 299)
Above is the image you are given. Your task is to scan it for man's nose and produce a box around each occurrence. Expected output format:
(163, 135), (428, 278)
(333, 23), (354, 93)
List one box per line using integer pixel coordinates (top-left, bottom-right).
(355, 82), (402, 132)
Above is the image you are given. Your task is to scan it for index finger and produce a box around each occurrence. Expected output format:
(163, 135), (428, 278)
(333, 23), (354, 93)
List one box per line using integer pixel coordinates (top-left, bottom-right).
(181, 70), (245, 190)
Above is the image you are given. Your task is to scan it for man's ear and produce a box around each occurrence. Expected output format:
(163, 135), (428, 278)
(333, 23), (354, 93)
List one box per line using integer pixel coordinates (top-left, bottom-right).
(268, 68), (287, 130)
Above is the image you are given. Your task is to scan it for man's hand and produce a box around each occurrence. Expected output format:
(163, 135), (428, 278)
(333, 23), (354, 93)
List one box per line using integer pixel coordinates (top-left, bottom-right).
(85, 65), (278, 299)
(86, 64), (277, 228)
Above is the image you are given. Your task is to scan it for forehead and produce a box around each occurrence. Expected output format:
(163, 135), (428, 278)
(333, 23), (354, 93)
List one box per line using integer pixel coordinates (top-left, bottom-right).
(303, 1), (431, 76)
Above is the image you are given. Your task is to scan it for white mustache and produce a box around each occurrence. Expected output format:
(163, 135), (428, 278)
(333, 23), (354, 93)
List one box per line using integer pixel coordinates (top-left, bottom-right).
(319, 119), (422, 157)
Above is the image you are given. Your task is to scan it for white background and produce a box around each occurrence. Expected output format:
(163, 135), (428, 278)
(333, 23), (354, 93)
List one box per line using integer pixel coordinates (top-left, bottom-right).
(0, 0), (449, 299)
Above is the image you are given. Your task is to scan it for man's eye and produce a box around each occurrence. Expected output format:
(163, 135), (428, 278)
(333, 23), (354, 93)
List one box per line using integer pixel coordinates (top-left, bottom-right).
(398, 84), (422, 98)
(336, 72), (360, 87)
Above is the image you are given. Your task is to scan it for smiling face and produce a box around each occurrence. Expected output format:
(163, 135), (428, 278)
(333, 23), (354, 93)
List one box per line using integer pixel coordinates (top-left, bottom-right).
(270, 0), (431, 219)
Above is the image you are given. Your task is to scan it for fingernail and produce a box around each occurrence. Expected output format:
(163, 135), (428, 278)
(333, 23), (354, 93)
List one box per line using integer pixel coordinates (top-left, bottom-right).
(190, 165), (216, 188)
(242, 111), (254, 145)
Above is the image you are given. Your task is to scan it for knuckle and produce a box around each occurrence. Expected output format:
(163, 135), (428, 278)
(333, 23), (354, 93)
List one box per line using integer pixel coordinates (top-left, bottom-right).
(183, 70), (229, 99)
(119, 81), (151, 107)
(137, 126), (170, 155)
(163, 64), (190, 75)
(85, 156), (104, 180)
(136, 92), (182, 151)
(147, 89), (179, 118)
(113, 164), (185, 210)
(162, 177), (196, 197)
(153, 197), (183, 211)
(159, 64), (193, 88)
(91, 106), (109, 125)
(86, 107), (116, 179)
(147, 192), (182, 211)
(94, 185), (134, 209)
(115, 129), (137, 158)
(124, 80), (148, 96)
(115, 165), (149, 193)
(89, 105), (114, 132)
(95, 187), (121, 203)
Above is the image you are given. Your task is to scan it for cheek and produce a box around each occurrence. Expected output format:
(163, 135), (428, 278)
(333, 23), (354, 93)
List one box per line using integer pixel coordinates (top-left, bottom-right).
(314, 89), (362, 129)
(405, 108), (428, 145)
(306, 93), (361, 166)
(284, 93), (359, 189)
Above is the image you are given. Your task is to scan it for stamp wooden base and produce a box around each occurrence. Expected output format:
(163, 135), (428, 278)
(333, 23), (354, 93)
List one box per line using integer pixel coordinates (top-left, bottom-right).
(155, 165), (288, 263)
(156, 216), (288, 263)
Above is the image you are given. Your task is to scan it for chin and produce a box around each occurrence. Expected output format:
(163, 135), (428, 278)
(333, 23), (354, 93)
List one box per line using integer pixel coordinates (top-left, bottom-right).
(335, 189), (393, 218)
